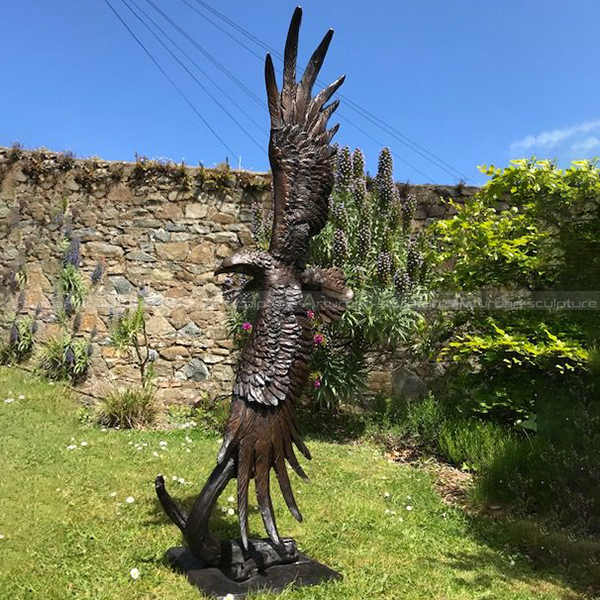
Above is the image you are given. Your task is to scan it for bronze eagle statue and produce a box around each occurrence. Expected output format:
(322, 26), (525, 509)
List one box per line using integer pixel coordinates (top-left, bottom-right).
(156, 7), (351, 581)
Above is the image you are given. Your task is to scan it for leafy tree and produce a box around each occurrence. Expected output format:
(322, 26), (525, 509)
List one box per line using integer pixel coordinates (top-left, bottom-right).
(426, 159), (600, 422)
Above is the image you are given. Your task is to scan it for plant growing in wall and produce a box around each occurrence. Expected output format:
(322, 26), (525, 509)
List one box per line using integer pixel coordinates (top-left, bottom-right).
(109, 288), (157, 387)
(36, 211), (103, 381)
(98, 288), (160, 429)
(0, 267), (40, 365)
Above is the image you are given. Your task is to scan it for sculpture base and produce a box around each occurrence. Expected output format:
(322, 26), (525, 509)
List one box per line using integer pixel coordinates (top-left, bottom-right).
(165, 546), (342, 599)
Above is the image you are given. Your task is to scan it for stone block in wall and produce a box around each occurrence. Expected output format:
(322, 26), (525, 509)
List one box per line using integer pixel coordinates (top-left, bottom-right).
(155, 242), (190, 261)
(185, 203), (208, 219)
(86, 241), (124, 259)
(146, 316), (176, 336)
(160, 345), (190, 360)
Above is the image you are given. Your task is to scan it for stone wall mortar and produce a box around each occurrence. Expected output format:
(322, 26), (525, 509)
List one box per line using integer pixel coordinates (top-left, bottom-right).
(0, 147), (477, 401)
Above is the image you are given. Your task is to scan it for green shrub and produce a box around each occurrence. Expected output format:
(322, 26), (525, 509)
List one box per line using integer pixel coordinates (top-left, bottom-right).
(438, 419), (514, 473)
(478, 392), (600, 534)
(192, 393), (230, 435)
(96, 386), (159, 429)
(36, 333), (93, 381)
(110, 293), (156, 387)
(0, 314), (37, 365)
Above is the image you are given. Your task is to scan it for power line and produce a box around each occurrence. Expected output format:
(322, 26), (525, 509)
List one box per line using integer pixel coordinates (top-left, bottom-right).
(102, 0), (237, 158)
(184, 0), (469, 182)
(124, 0), (266, 153)
(142, 0), (265, 109)
(177, 0), (264, 61)
(339, 114), (432, 181)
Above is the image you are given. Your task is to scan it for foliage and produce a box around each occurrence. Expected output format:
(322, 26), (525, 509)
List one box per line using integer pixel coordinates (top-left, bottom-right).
(425, 158), (600, 422)
(479, 385), (600, 534)
(239, 147), (428, 410)
(191, 393), (231, 435)
(36, 212), (102, 381)
(0, 269), (39, 365)
(96, 386), (159, 429)
(110, 292), (156, 386)
(0, 315), (37, 365)
(431, 158), (600, 291)
(36, 332), (93, 381)
(131, 154), (191, 189)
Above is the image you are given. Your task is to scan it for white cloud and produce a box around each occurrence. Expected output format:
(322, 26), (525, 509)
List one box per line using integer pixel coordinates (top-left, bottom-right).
(510, 119), (600, 153)
(571, 136), (600, 155)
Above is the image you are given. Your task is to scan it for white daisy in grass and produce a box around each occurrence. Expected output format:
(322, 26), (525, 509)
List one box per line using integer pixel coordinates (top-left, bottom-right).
(227, 496), (235, 503)
(4, 398), (14, 404)
(0, 534), (5, 540)
(80, 441), (88, 447)
(130, 567), (140, 580)
(18, 394), (25, 400)
(224, 594), (235, 600)
(66, 444), (77, 451)
(405, 505), (413, 511)
(383, 492), (390, 499)
(159, 441), (167, 447)
(110, 492), (117, 497)
(227, 508), (235, 516)
(125, 496), (135, 504)
(153, 451), (159, 457)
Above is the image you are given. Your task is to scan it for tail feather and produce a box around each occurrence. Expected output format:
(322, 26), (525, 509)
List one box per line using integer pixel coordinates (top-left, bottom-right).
(221, 398), (310, 547)
(155, 475), (187, 532)
(270, 414), (303, 521)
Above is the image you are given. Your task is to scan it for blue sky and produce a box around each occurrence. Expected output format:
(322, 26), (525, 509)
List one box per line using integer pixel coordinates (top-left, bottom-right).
(1, 0), (599, 184)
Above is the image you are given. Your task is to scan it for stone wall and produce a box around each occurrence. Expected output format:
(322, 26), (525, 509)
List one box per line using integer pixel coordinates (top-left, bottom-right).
(0, 146), (477, 402)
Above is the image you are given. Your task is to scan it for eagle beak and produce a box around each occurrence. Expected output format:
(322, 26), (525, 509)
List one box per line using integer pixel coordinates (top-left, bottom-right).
(214, 256), (233, 276)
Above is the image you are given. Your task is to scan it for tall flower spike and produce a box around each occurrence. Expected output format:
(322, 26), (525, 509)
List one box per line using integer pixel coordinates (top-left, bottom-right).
(73, 312), (82, 333)
(17, 290), (26, 312)
(9, 323), (19, 346)
(335, 146), (352, 194)
(356, 210), (372, 263)
(394, 269), (412, 300)
(63, 238), (81, 268)
(63, 294), (74, 316)
(402, 193), (417, 234)
(65, 346), (75, 366)
(91, 262), (104, 286)
(389, 187), (402, 232)
(331, 199), (348, 230)
(406, 236), (423, 280)
(352, 148), (365, 182)
(332, 228), (348, 265)
(377, 147), (395, 214)
(377, 250), (393, 284)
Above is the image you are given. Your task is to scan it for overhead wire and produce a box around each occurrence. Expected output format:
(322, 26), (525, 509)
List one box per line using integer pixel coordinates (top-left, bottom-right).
(142, 0), (265, 109)
(184, 0), (470, 182)
(102, 0), (237, 158)
(123, 0), (266, 153)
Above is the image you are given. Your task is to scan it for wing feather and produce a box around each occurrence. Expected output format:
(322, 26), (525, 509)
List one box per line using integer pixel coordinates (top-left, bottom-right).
(265, 8), (344, 265)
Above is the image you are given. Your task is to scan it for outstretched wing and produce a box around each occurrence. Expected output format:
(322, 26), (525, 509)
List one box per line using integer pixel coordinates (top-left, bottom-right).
(265, 6), (345, 265)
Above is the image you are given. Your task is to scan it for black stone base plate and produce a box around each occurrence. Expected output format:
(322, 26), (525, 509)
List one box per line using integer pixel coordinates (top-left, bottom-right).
(166, 547), (342, 599)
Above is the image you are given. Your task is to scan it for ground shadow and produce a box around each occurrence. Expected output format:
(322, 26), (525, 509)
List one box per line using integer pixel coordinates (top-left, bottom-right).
(447, 510), (600, 598)
(296, 402), (367, 444)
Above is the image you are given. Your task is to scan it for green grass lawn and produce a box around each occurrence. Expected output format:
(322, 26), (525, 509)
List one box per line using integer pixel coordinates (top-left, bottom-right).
(0, 367), (588, 600)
